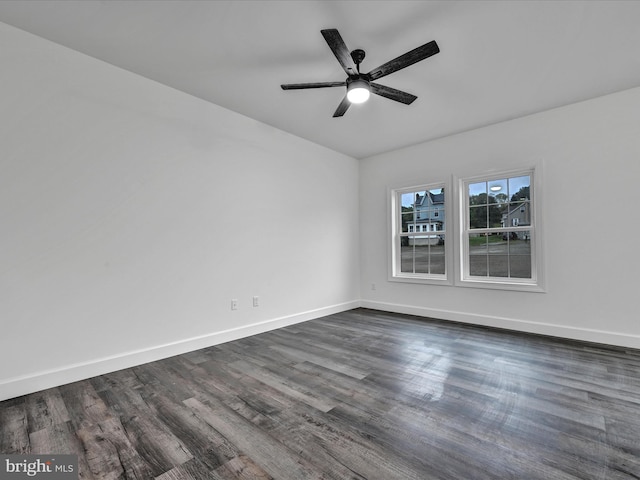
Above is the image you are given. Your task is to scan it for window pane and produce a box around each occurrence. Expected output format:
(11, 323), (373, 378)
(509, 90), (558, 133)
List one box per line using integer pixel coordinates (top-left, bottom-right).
(401, 192), (416, 209)
(469, 182), (487, 205)
(488, 204), (503, 228)
(469, 257), (488, 276)
(509, 230), (531, 278)
(469, 233), (488, 249)
(400, 192), (416, 235)
(414, 244), (430, 274)
(401, 213), (414, 233)
(509, 176), (530, 201)
(488, 255), (509, 277)
(505, 201), (531, 227)
(487, 239), (509, 278)
(431, 235), (446, 274)
(428, 187), (445, 208)
(488, 179), (508, 202)
(469, 233), (488, 276)
(400, 243), (415, 273)
(469, 205), (487, 229)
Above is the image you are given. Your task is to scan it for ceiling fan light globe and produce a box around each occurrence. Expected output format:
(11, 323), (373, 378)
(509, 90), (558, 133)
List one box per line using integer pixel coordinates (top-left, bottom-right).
(347, 78), (371, 104)
(347, 86), (370, 104)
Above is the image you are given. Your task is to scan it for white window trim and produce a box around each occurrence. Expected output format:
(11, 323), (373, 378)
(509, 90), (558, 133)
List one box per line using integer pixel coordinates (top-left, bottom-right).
(388, 181), (453, 285)
(456, 166), (545, 292)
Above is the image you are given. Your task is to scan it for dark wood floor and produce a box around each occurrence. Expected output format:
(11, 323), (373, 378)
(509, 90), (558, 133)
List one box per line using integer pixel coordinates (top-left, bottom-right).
(2, 308), (640, 479)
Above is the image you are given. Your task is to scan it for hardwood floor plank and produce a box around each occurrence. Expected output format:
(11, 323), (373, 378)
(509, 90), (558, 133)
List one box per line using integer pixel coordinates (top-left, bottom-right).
(142, 391), (241, 472)
(25, 389), (71, 433)
(29, 421), (97, 480)
(183, 397), (327, 480)
(76, 420), (133, 480)
(213, 455), (273, 480)
(226, 359), (337, 413)
(58, 382), (114, 431)
(0, 400), (30, 454)
(265, 330), (371, 380)
(77, 408), (171, 480)
(156, 457), (224, 480)
(98, 389), (193, 477)
(266, 399), (435, 479)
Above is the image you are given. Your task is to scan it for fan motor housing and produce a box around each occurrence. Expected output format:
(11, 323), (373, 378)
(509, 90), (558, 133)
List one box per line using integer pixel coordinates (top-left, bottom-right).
(350, 49), (366, 66)
(346, 76), (370, 88)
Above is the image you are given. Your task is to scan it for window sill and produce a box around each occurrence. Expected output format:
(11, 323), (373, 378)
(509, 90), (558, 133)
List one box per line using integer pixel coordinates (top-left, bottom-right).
(389, 274), (452, 286)
(457, 277), (545, 293)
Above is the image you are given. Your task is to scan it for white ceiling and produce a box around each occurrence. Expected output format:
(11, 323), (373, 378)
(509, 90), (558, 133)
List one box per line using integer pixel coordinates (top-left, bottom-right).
(1, 0), (640, 159)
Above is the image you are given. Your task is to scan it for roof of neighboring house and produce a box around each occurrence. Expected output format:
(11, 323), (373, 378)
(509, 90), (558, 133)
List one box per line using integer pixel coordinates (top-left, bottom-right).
(502, 200), (530, 218)
(415, 191), (444, 206)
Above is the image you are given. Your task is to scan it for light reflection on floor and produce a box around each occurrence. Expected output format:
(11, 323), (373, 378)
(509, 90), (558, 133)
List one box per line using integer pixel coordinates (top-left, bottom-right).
(401, 344), (452, 402)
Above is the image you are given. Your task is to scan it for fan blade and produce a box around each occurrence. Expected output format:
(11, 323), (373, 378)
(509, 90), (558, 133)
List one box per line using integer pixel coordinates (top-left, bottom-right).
(370, 83), (417, 105)
(321, 29), (358, 76)
(281, 81), (346, 90)
(367, 40), (439, 81)
(333, 95), (351, 117)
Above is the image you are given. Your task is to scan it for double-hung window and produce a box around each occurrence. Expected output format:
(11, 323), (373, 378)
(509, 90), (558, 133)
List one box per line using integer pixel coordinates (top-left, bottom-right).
(390, 183), (448, 283)
(460, 168), (542, 290)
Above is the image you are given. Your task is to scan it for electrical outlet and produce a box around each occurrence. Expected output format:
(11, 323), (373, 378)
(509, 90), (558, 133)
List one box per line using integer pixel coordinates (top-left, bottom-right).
(253, 296), (259, 307)
(371, 283), (376, 291)
(231, 299), (238, 310)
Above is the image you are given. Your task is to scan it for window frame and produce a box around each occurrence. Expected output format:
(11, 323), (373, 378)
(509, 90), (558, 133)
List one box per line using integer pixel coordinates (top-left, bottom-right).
(389, 181), (452, 285)
(457, 167), (545, 292)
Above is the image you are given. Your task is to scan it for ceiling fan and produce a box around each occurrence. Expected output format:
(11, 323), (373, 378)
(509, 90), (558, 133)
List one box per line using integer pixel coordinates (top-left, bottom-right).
(281, 29), (440, 117)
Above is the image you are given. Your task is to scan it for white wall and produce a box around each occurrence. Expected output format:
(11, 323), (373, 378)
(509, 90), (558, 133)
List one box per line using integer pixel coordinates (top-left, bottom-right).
(0, 23), (360, 401)
(360, 85), (640, 348)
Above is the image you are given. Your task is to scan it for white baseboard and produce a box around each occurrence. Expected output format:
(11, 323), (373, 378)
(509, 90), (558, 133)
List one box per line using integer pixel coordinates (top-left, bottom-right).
(360, 300), (640, 350)
(0, 300), (360, 401)
(4, 299), (638, 402)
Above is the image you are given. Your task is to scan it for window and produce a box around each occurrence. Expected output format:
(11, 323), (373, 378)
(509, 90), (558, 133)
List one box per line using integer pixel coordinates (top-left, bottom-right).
(460, 169), (542, 290)
(390, 184), (448, 283)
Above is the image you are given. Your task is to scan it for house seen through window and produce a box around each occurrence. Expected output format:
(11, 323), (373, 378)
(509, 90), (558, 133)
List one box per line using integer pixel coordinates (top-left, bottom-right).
(391, 185), (447, 281)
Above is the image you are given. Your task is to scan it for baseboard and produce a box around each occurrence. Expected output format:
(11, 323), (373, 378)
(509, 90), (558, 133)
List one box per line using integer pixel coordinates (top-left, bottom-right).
(0, 300), (360, 402)
(6, 298), (637, 402)
(360, 300), (640, 350)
